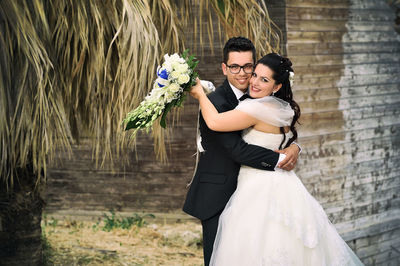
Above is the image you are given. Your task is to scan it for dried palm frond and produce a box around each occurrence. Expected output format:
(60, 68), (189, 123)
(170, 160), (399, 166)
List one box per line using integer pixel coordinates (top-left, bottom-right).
(206, 0), (282, 58)
(46, 0), (174, 166)
(0, 0), (177, 189)
(1, 0), (281, 190)
(0, 0), (70, 190)
(150, 0), (185, 53)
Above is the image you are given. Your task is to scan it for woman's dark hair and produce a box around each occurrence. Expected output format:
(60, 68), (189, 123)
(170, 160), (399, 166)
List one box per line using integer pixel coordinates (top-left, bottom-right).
(256, 53), (301, 149)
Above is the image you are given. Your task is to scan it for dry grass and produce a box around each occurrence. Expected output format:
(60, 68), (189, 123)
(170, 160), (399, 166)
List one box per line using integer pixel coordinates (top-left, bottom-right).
(42, 217), (203, 265)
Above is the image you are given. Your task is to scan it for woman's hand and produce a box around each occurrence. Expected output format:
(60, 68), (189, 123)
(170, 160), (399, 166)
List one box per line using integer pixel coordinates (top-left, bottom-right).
(190, 78), (205, 100)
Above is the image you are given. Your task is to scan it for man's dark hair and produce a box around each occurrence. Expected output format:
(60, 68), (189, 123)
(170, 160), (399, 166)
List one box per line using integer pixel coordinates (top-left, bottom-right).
(223, 37), (256, 64)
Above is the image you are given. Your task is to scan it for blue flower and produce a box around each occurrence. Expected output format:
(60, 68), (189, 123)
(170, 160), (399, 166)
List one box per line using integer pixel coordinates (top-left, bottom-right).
(157, 68), (169, 80)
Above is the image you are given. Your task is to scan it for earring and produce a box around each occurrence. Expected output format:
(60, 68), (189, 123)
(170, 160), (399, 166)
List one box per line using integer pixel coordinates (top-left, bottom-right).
(272, 91), (275, 96)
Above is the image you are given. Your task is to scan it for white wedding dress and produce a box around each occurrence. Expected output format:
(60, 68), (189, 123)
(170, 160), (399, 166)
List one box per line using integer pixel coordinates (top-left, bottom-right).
(209, 128), (364, 266)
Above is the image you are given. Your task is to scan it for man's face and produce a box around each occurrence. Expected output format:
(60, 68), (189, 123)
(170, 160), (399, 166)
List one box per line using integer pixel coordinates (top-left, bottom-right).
(222, 51), (254, 92)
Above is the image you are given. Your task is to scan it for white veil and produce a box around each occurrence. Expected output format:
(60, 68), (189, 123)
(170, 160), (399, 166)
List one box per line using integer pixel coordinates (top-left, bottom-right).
(235, 96), (294, 127)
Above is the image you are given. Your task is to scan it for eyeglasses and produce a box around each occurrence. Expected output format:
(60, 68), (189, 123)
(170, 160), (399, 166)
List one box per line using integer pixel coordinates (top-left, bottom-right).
(226, 63), (254, 74)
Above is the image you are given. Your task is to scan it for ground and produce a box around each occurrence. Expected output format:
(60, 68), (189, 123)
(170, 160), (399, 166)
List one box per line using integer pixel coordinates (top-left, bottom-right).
(42, 213), (203, 265)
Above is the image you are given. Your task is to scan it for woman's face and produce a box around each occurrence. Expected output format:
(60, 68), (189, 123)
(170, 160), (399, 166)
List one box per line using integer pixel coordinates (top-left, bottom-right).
(249, 64), (281, 98)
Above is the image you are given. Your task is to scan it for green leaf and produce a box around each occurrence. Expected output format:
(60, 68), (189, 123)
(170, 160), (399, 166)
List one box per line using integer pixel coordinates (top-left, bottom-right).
(160, 100), (176, 128)
(124, 120), (138, 131)
(176, 94), (187, 107)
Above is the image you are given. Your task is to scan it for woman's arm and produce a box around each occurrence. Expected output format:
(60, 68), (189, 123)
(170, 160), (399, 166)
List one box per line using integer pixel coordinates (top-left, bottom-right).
(198, 94), (257, 131)
(190, 79), (257, 132)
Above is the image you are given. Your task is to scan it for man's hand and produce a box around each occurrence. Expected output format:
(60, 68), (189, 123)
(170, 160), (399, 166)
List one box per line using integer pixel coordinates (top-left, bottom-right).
(275, 143), (300, 171)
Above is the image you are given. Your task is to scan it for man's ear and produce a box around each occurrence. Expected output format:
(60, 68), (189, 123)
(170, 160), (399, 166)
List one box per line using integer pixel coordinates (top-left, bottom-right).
(222, 63), (227, 76)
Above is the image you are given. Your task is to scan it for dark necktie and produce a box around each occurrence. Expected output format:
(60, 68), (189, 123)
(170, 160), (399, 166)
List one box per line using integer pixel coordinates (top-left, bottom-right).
(239, 93), (253, 101)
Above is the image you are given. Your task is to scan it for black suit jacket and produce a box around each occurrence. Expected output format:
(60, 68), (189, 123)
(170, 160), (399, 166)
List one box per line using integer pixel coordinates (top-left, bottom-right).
(183, 79), (279, 220)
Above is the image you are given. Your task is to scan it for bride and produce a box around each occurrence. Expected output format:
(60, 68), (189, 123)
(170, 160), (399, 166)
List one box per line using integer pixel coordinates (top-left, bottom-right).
(190, 53), (364, 266)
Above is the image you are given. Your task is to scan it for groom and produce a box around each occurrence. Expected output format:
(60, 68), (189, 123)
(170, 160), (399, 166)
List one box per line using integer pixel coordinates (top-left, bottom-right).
(183, 37), (300, 265)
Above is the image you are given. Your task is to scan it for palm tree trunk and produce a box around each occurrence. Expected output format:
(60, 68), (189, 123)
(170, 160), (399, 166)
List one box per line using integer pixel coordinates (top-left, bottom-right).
(0, 165), (44, 265)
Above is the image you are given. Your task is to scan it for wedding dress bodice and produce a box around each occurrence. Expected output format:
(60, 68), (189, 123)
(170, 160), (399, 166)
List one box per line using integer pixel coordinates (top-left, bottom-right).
(242, 128), (292, 151)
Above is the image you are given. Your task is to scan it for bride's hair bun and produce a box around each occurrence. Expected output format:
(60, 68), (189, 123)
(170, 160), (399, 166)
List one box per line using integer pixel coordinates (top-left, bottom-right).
(280, 56), (293, 72)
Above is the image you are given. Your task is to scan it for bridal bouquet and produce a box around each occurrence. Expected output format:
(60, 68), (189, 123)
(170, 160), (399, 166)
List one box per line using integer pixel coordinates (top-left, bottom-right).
(122, 50), (198, 132)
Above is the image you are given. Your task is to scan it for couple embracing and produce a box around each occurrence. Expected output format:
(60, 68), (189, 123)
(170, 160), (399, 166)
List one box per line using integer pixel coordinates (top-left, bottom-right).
(183, 37), (364, 266)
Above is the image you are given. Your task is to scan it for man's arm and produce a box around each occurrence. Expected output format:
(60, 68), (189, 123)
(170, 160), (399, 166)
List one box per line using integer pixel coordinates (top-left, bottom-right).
(213, 129), (299, 171)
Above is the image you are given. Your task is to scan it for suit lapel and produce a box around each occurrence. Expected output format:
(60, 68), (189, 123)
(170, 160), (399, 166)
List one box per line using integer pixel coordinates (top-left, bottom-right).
(222, 79), (239, 108)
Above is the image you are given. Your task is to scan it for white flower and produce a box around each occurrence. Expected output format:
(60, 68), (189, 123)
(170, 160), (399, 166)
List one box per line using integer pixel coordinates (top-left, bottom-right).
(169, 53), (185, 64)
(164, 91), (177, 102)
(168, 83), (181, 93)
(176, 63), (189, 73)
(177, 74), (190, 85)
(171, 61), (181, 70)
(149, 89), (162, 101)
(155, 77), (170, 87)
(163, 61), (172, 72)
(170, 71), (180, 79)
(289, 71), (294, 87)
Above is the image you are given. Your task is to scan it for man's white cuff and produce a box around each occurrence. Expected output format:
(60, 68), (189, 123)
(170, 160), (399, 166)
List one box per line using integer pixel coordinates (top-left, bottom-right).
(292, 141), (302, 154)
(275, 153), (287, 170)
(197, 135), (205, 152)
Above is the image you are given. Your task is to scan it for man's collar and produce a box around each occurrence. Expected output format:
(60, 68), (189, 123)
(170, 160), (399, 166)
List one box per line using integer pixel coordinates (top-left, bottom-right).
(228, 81), (246, 100)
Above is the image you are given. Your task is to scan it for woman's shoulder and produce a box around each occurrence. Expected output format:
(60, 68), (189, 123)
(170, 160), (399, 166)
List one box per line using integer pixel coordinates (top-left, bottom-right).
(236, 96), (294, 128)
